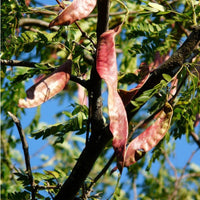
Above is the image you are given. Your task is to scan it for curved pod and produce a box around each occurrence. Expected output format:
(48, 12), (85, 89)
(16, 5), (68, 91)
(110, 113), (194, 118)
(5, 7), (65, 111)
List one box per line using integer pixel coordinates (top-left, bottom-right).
(19, 60), (72, 108)
(49, 0), (97, 27)
(96, 25), (128, 172)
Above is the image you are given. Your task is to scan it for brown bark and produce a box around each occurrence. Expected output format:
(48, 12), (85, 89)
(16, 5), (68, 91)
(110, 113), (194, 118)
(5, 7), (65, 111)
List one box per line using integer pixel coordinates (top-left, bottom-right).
(54, 0), (110, 199)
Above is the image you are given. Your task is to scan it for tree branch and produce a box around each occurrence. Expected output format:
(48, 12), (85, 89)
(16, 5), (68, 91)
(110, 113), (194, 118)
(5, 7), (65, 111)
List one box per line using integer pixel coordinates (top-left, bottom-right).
(1, 59), (89, 89)
(126, 26), (200, 121)
(19, 18), (59, 31)
(86, 153), (116, 197)
(190, 131), (200, 148)
(54, 0), (110, 199)
(1, 59), (39, 68)
(8, 112), (36, 200)
(169, 148), (199, 199)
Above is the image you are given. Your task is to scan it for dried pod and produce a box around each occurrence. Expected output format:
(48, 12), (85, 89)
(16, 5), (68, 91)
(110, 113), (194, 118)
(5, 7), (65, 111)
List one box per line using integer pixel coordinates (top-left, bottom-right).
(124, 102), (173, 167)
(18, 60), (72, 108)
(96, 25), (128, 172)
(49, 0), (97, 27)
(118, 73), (149, 106)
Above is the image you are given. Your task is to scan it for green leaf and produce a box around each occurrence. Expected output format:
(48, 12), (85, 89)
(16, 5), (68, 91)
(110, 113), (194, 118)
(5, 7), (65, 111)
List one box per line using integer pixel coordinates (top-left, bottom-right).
(77, 112), (84, 129)
(162, 73), (172, 82)
(33, 172), (48, 181)
(135, 95), (150, 103)
(148, 2), (165, 12)
(44, 170), (60, 179)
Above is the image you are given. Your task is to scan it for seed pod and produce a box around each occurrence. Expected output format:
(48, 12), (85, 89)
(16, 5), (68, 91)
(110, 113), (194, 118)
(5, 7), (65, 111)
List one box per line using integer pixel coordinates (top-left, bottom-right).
(124, 102), (173, 167)
(96, 25), (128, 172)
(18, 60), (72, 108)
(118, 73), (149, 106)
(49, 0), (97, 27)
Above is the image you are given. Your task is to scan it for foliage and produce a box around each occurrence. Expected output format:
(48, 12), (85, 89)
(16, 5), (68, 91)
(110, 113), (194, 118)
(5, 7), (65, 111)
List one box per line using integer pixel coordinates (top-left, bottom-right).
(1, 0), (200, 199)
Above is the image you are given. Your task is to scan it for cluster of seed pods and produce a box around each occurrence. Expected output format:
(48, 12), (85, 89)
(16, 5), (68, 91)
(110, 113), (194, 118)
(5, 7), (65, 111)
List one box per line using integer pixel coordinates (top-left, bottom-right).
(19, 0), (174, 172)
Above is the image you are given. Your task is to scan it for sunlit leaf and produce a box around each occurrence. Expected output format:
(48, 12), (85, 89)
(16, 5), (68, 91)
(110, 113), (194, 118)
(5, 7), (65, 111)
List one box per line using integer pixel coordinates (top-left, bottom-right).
(8, 191), (30, 200)
(148, 2), (165, 12)
(162, 73), (172, 82)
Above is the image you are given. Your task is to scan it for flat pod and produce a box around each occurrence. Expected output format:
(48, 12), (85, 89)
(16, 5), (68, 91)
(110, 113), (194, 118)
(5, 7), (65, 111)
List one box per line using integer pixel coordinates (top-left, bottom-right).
(124, 102), (173, 167)
(49, 0), (97, 27)
(18, 60), (72, 108)
(96, 25), (128, 172)
(118, 73), (150, 106)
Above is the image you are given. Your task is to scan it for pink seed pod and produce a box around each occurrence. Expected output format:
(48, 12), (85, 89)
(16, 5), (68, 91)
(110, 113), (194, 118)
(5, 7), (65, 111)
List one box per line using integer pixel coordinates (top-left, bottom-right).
(118, 73), (149, 106)
(18, 60), (72, 108)
(168, 76), (178, 100)
(49, 0), (97, 27)
(96, 25), (128, 173)
(124, 102), (173, 167)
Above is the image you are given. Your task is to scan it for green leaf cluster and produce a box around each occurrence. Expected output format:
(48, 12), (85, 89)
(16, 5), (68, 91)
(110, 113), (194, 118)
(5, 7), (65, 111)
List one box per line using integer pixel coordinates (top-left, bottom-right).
(31, 104), (88, 144)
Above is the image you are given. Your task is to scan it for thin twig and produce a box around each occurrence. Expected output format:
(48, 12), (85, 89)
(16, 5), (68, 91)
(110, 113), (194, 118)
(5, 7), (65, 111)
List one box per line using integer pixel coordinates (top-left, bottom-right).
(163, 150), (178, 179)
(89, 10), (139, 18)
(19, 18), (59, 31)
(133, 175), (138, 200)
(169, 148), (199, 200)
(75, 22), (96, 49)
(1, 59), (40, 68)
(190, 131), (200, 148)
(8, 111), (36, 200)
(181, 172), (200, 179)
(35, 184), (61, 190)
(28, 8), (57, 15)
(180, 148), (199, 178)
(32, 156), (57, 171)
(56, 0), (65, 9)
(30, 142), (49, 158)
(86, 153), (116, 197)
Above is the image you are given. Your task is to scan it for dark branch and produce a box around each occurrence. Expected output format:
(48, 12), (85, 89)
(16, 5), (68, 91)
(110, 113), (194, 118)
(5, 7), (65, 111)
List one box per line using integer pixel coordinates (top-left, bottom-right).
(8, 112), (36, 200)
(54, 127), (112, 200)
(96, 0), (109, 39)
(1, 59), (38, 68)
(1, 59), (89, 89)
(126, 26), (200, 121)
(54, 0), (110, 199)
